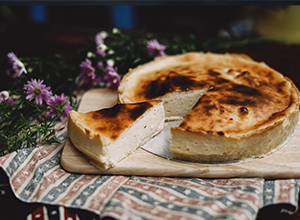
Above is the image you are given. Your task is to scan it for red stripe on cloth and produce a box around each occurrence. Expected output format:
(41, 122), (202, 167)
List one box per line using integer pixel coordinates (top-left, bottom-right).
(11, 144), (60, 192)
(103, 209), (139, 220)
(0, 152), (16, 167)
(110, 191), (200, 220)
(122, 179), (260, 219)
(55, 119), (68, 131)
(144, 177), (263, 190)
(277, 179), (292, 202)
(139, 177), (208, 188)
(125, 179), (259, 207)
(125, 180), (192, 203)
(131, 178), (199, 189)
(204, 203), (240, 216)
(222, 207), (252, 220)
(86, 176), (128, 211)
(235, 193), (260, 208)
(30, 166), (70, 201)
(57, 175), (95, 204)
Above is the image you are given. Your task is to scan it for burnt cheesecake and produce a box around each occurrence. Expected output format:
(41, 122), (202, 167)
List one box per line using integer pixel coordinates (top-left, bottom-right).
(118, 52), (300, 163)
(68, 100), (165, 169)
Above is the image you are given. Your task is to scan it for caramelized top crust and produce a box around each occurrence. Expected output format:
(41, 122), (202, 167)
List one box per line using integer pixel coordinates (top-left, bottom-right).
(118, 52), (300, 137)
(75, 100), (160, 140)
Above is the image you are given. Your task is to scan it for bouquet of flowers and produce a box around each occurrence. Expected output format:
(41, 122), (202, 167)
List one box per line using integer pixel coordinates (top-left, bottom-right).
(0, 28), (170, 156)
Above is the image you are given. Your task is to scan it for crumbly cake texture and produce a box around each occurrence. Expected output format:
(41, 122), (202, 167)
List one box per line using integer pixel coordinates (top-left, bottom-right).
(118, 52), (300, 164)
(68, 100), (165, 169)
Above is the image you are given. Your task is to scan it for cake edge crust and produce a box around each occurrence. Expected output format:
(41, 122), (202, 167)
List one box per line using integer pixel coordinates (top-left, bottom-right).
(170, 108), (299, 164)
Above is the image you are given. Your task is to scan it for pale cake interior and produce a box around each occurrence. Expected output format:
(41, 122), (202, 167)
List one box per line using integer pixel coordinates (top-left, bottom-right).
(161, 88), (209, 119)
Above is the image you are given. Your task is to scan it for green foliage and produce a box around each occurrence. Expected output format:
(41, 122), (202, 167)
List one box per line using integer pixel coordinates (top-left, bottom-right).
(0, 52), (84, 156)
(0, 88), (64, 156)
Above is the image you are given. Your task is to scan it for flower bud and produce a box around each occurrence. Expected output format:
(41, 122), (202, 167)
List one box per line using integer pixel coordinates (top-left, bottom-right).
(0, 91), (9, 102)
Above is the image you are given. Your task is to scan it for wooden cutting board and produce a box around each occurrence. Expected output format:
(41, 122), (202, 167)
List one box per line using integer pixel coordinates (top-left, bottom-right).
(61, 88), (300, 179)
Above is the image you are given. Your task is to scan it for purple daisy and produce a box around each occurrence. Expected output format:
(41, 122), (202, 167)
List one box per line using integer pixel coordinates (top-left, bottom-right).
(23, 78), (52, 105)
(7, 52), (27, 78)
(147, 39), (166, 57)
(95, 32), (106, 57)
(47, 93), (72, 121)
(104, 65), (121, 90)
(79, 59), (98, 84)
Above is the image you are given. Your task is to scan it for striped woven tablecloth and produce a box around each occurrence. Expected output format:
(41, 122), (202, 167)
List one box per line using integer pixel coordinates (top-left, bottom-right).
(0, 118), (299, 220)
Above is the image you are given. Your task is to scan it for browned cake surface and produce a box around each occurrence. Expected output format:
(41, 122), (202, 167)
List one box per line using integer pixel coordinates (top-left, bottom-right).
(119, 52), (300, 138)
(77, 101), (159, 140)
(136, 66), (208, 100)
(174, 67), (297, 137)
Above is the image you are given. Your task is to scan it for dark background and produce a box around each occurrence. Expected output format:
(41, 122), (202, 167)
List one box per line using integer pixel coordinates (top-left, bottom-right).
(0, 5), (285, 56)
(2, 5), (299, 87)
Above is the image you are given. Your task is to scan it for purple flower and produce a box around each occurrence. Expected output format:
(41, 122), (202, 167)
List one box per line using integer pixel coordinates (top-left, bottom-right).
(0, 91), (14, 106)
(104, 65), (121, 90)
(106, 64), (116, 73)
(95, 32), (103, 46)
(95, 32), (106, 57)
(7, 52), (27, 78)
(4, 98), (15, 106)
(79, 59), (98, 84)
(0, 91), (9, 102)
(47, 93), (72, 121)
(96, 61), (104, 70)
(24, 78), (52, 105)
(147, 39), (166, 57)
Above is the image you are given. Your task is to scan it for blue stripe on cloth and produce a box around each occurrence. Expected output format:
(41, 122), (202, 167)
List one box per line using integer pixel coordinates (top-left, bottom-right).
(6, 147), (36, 176)
(41, 173), (82, 203)
(133, 177), (261, 200)
(19, 146), (64, 200)
(108, 176), (260, 220)
(4, 117), (68, 179)
(56, 130), (68, 143)
(185, 178), (262, 195)
(105, 198), (215, 220)
(262, 180), (275, 206)
(70, 175), (112, 207)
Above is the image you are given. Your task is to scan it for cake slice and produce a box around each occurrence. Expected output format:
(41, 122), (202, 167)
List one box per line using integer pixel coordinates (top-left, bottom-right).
(67, 100), (165, 169)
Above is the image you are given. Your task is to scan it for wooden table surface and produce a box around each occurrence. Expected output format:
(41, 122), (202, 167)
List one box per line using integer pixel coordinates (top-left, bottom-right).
(1, 24), (300, 219)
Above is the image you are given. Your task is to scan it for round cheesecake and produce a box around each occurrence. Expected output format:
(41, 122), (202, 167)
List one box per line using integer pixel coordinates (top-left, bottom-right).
(118, 52), (300, 164)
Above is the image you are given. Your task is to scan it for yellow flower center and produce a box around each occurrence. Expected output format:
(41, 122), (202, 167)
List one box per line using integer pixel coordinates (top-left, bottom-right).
(33, 87), (42, 96)
(154, 47), (161, 55)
